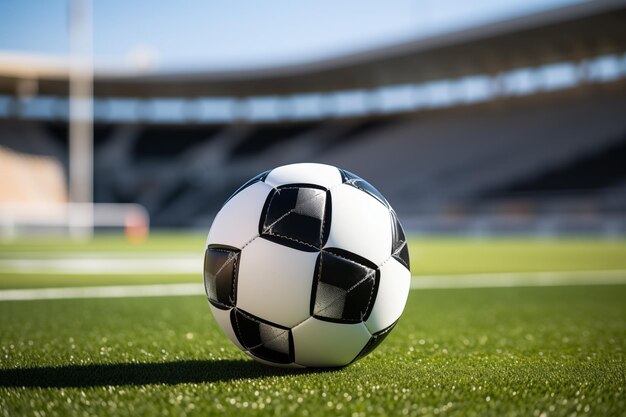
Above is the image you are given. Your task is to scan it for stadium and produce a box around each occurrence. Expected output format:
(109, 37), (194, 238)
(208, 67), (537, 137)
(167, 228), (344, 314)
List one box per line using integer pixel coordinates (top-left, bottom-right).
(1, 0), (625, 416)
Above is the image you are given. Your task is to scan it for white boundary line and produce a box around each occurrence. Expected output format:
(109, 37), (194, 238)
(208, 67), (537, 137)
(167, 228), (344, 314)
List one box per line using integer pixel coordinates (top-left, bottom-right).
(0, 270), (625, 301)
(0, 257), (200, 274)
(410, 270), (626, 289)
(0, 251), (201, 259)
(0, 283), (204, 301)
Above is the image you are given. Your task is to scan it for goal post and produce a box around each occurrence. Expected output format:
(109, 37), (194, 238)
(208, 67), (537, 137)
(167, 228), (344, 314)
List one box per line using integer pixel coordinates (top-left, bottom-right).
(68, 0), (94, 239)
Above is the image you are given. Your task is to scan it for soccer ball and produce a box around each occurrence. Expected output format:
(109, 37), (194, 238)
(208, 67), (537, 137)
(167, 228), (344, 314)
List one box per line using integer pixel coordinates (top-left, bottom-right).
(203, 163), (410, 367)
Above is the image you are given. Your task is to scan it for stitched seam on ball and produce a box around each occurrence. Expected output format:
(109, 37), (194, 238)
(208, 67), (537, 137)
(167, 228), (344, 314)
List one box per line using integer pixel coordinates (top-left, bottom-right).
(316, 250), (377, 320)
(322, 250), (372, 268)
(263, 182), (343, 238)
(234, 308), (291, 352)
(284, 188), (326, 218)
(233, 309), (293, 356)
(230, 255), (239, 305)
(261, 186), (326, 233)
(310, 249), (393, 327)
(263, 210), (291, 234)
(262, 187), (327, 235)
(237, 246), (392, 356)
(361, 272), (378, 321)
(236, 252), (401, 357)
(215, 235), (263, 306)
(393, 239), (407, 256)
(240, 234), (260, 251)
(212, 180), (354, 257)
(313, 250), (400, 320)
(376, 252), (396, 269)
(206, 249), (238, 306)
(317, 251), (400, 323)
(279, 186), (336, 247)
(345, 179), (388, 207)
(319, 192), (328, 247)
(261, 188), (280, 231)
(314, 269), (376, 322)
(227, 229), (399, 332)
(260, 187), (301, 234)
(232, 308), (245, 348)
(315, 245), (323, 317)
(209, 249), (237, 279)
(245, 329), (290, 352)
(266, 232), (320, 250)
(290, 182), (344, 247)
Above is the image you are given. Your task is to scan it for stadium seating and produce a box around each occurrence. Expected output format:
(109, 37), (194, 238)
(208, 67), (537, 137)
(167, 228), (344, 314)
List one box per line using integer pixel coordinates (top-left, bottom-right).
(0, 146), (66, 203)
(1, 86), (625, 230)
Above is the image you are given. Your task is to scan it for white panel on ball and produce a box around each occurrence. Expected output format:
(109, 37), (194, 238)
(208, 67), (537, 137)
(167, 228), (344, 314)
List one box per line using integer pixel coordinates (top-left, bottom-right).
(206, 181), (273, 249)
(209, 304), (244, 350)
(264, 163), (343, 189)
(365, 257), (411, 334)
(324, 184), (393, 265)
(292, 317), (371, 367)
(236, 238), (318, 328)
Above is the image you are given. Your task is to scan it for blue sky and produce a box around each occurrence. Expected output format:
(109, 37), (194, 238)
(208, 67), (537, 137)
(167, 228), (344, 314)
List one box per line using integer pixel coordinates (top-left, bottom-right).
(0, 0), (584, 71)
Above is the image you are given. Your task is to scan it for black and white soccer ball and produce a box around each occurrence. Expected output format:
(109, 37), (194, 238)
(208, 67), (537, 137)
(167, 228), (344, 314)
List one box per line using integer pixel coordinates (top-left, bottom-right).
(203, 163), (410, 368)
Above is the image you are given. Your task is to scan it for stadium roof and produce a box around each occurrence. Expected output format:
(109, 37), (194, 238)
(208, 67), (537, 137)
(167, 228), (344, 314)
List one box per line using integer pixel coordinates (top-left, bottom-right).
(1, 0), (626, 98)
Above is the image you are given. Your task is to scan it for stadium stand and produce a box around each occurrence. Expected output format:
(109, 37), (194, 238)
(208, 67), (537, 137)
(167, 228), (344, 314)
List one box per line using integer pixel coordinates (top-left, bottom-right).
(0, 146), (66, 203)
(230, 123), (316, 158)
(1, 83), (624, 232)
(1, 0), (625, 234)
(133, 125), (223, 160)
(488, 134), (626, 195)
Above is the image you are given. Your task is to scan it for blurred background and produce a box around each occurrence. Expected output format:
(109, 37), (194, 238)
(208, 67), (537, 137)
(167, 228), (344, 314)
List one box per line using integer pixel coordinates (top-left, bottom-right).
(2, 3), (626, 413)
(0, 0), (625, 240)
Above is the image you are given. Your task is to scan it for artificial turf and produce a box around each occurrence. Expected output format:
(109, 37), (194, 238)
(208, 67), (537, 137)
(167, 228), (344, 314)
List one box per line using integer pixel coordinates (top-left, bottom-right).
(1, 236), (625, 416)
(1, 285), (625, 417)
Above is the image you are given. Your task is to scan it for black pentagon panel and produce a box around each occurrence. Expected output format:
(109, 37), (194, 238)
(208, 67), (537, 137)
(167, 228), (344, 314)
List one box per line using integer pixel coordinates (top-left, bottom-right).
(204, 246), (240, 309)
(339, 169), (389, 208)
(224, 170), (270, 204)
(353, 321), (398, 362)
(259, 184), (331, 252)
(311, 248), (380, 324)
(230, 309), (294, 364)
(390, 210), (410, 270)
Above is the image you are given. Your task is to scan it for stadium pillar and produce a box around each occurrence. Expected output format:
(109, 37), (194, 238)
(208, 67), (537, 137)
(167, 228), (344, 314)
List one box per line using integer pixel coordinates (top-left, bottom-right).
(68, 0), (94, 239)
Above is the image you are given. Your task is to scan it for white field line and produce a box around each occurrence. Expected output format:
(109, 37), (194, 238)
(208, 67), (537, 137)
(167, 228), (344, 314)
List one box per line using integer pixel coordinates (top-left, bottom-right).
(4, 255), (626, 284)
(0, 283), (204, 301)
(410, 270), (626, 289)
(0, 256), (201, 274)
(0, 270), (625, 301)
(0, 251), (201, 259)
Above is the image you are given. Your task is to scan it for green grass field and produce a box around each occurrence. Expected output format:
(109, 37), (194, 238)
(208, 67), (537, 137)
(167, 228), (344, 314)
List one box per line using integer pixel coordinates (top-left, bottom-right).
(1, 235), (625, 416)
